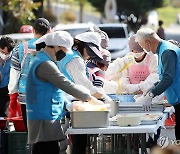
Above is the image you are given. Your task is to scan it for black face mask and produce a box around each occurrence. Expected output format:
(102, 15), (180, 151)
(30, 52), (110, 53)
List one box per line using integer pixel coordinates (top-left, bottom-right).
(55, 50), (66, 61)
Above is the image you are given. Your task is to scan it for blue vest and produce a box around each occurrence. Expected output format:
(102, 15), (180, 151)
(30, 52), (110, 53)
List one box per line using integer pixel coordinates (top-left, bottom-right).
(26, 51), (64, 120)
(18, 38), (37, 94)
(158, 40), (180, 106)
(0, 58), (11, 88)
(57, 50), (81, 82)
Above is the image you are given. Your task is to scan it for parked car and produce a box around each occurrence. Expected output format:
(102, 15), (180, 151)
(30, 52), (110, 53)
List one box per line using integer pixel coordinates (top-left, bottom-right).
(53, 23), (95, 37)
(97, 23), (130, 59)
(53, 23), (131, 59)
(1, 33), (34, 45)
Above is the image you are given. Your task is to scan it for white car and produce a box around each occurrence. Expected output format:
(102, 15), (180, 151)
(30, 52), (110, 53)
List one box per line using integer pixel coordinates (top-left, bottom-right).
(1, 33), (34, 45)
(53, 23), (95, 37)
(98, 23), (130, 59)
(53, 23), (131, 59)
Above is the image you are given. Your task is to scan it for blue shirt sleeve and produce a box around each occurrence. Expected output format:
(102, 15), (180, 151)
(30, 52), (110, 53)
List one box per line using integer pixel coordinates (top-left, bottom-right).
(151, 50), (177, 96)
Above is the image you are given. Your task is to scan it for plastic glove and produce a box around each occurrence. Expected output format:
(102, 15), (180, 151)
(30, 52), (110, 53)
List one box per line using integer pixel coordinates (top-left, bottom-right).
(8, 93), (22, 118)
(135, 94), (153, 111)
(144, 85), (155, 96)
(89, 96), (104, 105)
(123, 55), (134, 65)
(123, 84), (140, 94)
(101, 94), (113, 104)
(66, 103), (73, 111)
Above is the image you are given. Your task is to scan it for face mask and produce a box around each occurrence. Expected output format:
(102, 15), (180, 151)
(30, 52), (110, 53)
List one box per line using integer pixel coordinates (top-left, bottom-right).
(132, 52), (144, 58)
(55, 50), (66, 61)
(0, 52), (9, 60)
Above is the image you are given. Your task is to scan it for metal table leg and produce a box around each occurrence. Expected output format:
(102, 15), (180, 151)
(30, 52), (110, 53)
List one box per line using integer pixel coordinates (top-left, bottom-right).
(127, 134), (132, 154)
(111, 134), (115, 154)
(140, 134), (147, 154)
(93, 135), (98, 154)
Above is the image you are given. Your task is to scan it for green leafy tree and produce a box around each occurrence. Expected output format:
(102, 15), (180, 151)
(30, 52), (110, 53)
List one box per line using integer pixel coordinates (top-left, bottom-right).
(2, 0), (41, 33)
(88, 0), (167, 31)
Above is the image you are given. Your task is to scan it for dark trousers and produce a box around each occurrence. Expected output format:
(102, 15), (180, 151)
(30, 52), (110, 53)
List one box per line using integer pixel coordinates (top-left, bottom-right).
(174, 103), (180, 140)
(0, 86), (10, 117)
(21, 104), (28, 131)
(32, 141), (59, 154)
(71, 134), (87, 154)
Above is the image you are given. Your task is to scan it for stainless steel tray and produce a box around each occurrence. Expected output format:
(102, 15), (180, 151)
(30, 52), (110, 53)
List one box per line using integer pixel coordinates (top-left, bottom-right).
(118, 103), (165, 113)
(71, 111), (109, 128)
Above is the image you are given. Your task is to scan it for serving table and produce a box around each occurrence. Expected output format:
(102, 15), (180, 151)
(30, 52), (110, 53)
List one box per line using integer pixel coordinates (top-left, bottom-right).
(67, 113), (168, 154)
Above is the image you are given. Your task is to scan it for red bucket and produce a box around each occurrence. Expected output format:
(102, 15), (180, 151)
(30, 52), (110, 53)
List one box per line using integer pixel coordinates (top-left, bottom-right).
(11, 116), (26, 132)
(0, 117), (7, 130)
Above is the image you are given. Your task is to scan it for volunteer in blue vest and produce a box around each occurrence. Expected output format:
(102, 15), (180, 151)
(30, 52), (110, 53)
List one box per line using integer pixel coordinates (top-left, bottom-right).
(135, 28), (180, 140)
(0, 37), (15, 117)
(57, 31), (112, 154)
(57, 31), (112, 102)
(26, 31), (104, 154)
(8, 18), (51, 130)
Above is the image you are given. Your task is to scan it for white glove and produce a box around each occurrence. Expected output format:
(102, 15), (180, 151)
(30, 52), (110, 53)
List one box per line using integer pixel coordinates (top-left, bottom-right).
(135, 93), (153, 111)
(123, 84), (140, 94)
(66, 103), (73, 111)
(123, 55), (134, 65)
(144, 85), (155, 96)
(102, 94), (113, 104)
(89, 96), (104, 105)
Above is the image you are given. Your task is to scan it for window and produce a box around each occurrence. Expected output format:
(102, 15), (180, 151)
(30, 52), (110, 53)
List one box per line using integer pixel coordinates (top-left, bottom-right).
(99, 27), (126, 38)
(64, 28), (90, 37)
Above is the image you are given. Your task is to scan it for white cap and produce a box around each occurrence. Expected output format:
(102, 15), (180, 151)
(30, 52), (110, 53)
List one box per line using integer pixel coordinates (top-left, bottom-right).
(75, 31), (101, 47)
(75, 32), (103, 60)
(35, 31), (73, 49)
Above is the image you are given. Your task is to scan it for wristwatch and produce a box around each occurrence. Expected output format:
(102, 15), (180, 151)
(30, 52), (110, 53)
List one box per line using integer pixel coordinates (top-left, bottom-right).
(148, 91), (154, 98)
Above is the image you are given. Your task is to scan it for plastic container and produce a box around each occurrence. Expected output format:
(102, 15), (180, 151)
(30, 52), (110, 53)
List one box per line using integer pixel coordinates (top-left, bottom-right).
(71, 111), (109, 128)
(11, 116), (26, 132)
(117, 114), (141, 127)
(108, 94), (135, 103)
(108, 94), (119, 101)
(118, 94), (135, 103)
(0, 117), (7, 130)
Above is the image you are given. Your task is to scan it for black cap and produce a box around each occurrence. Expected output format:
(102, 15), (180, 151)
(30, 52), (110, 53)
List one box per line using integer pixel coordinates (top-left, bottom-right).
(33, 18), (51, 30)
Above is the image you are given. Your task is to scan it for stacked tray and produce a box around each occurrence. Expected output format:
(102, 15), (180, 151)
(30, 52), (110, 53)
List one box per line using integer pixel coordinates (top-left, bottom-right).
(118, 102), (165, 113)
(109, 112), (164, 126)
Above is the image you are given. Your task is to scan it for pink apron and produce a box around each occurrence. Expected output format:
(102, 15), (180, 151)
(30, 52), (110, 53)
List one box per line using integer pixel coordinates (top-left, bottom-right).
(129, 55), (150, 84)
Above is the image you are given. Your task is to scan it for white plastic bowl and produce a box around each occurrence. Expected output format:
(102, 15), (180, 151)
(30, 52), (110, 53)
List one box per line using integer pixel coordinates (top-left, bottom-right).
(117, 114), (141, 127)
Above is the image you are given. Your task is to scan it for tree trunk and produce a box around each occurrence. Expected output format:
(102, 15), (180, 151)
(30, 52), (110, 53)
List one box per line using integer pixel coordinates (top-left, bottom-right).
(79, 3), (84, 23)
(0, 1), (3, 34)
(33, 0), (44, 17)
(47, 0), (51, 10)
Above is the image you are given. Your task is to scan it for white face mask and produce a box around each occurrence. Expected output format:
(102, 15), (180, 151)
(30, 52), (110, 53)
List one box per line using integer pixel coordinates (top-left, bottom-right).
(0, 52), (9, 60)
(132, 52), (144, 58)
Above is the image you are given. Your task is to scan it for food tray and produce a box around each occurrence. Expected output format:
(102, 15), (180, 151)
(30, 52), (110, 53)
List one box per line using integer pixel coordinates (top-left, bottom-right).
(109, 113), (163, 126)
(71, 111), (109, 128)
(118, 103), (165, 113)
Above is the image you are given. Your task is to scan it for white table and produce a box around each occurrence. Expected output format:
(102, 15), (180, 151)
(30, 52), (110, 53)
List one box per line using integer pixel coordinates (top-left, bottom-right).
(67, 113), (167, 154)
